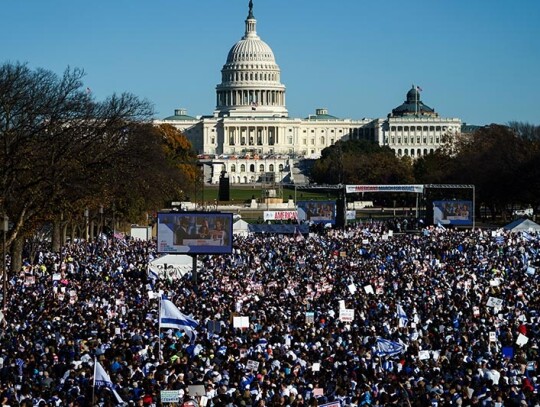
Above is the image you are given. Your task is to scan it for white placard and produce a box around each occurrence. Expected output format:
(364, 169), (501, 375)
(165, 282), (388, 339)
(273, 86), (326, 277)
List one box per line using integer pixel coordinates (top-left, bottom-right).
(489, 279), (501, 287)
(348, 283), (357, 294)
(363, 285), (374, 294)
(338, 300), (346, 310)
(487, 297), (503, 308)
(339, 308), (355, 322)
(246, 360), (260, 371)
(161, 390), (181, 403)
(233, 316), (250, 328)
(489, 332), (497, 342)
(418, 350), (430, 360)
(312, 362), (320, 372)
(516, 333), (529, 347)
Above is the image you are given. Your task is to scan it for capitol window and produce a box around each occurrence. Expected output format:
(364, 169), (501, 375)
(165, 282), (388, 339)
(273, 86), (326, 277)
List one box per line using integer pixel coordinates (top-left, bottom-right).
(231, 164), (236, 173)
(269, 164), (274, 172)
(240, 164), (246, 172)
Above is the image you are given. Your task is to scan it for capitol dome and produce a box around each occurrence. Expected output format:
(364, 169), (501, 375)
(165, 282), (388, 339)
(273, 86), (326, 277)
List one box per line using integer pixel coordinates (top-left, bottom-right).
(226, 37), (275, 64)
(390, 85), (437, 117)
(215, 1), (288, 118)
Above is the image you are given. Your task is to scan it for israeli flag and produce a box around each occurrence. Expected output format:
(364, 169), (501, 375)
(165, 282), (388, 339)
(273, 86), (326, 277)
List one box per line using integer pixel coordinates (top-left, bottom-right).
(437, 222), (447, 231)
(257, 338), (268, 348)
(374, 337), (405, 357)
(93, 360), (124, 404)
(217, 345), (228, 356)
(397, 304), (408, 328)
(160, 298), (199, 342)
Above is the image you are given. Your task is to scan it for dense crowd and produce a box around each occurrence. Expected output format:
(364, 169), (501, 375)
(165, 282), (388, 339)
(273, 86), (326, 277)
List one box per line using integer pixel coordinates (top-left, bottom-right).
(0, 221), (539, 407)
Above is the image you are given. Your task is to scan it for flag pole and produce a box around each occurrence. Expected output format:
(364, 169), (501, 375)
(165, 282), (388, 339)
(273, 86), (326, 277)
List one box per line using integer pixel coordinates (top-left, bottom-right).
(92, 357), (97, 406)
(414, 84), (418, 116)
(158, 296), (162, 363)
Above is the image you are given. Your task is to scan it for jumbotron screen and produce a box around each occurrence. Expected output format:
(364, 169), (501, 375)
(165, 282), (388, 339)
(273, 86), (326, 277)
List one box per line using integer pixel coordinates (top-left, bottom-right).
(297, 201), (336, 225)
(157, 212), (233, 254)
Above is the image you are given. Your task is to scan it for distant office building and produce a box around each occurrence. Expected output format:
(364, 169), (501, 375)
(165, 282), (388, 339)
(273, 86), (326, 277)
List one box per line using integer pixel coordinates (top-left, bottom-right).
(157, 2), (462, 184)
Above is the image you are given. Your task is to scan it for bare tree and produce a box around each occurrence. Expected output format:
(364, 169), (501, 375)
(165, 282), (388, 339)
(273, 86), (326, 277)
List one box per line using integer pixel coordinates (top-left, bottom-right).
(0, 62), (154, 269)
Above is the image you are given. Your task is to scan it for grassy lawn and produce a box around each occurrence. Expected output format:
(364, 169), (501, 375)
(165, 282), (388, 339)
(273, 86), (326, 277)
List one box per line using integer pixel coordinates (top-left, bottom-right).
(202, 185), (335, 205)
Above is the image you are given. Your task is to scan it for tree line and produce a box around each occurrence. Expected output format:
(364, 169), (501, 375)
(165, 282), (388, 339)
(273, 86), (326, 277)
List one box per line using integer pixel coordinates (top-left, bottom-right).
(311, 123), (540, 220)
(0, 62), (198, 272)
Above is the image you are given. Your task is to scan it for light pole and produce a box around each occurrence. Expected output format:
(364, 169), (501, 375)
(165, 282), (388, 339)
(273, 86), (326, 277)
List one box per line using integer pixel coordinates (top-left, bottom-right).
(99, 205), (104, 236)
(2, 215), (8, 310)
(84, 208), (89, 241)
(112, 203), (116, 235)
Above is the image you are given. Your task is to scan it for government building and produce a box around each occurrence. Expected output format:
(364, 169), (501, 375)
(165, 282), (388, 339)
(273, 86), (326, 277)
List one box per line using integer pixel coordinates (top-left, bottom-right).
(156, 1), (462, 185)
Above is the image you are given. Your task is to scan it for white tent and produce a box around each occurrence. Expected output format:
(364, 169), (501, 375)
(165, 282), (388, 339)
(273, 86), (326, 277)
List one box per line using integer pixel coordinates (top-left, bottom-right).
(504, 218), (540, 232)
(233, 219), (250, 237)
(148, 254), (194, 280)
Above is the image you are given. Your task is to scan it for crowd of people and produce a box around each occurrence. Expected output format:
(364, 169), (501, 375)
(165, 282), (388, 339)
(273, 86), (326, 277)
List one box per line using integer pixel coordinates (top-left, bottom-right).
(0, 221), (539, 407)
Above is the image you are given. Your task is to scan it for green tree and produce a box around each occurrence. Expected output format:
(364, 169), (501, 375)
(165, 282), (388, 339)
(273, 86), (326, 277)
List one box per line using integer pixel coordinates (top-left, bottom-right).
(311, 139), (414, 185)
(447, 125), (536, 219)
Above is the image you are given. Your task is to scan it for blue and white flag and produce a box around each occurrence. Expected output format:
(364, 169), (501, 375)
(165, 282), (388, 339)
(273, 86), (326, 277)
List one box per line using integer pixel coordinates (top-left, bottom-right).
(437, 222), (446, 231)
(93, 360), (124, 404)
(382, 360), (394, 372)
(160, 298), (199, 342)
(374, 337), (405, 357)
(396, 304), (408, 328)
(256, 338), (268, 350)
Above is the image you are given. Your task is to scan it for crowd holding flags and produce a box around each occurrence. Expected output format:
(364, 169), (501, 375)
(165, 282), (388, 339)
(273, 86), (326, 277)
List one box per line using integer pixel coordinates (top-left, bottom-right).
(396, 304), (409, 328)
(373, 337), (406, 357)
(93, 359), (124, 404)
(159, 297), (199, 343)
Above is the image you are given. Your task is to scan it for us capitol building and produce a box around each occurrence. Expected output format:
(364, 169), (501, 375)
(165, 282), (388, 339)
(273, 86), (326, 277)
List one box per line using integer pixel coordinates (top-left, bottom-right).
(156, 1), (462, 185)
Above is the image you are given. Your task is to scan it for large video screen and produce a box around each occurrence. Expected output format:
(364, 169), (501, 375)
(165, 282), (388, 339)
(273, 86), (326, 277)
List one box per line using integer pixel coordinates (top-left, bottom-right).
(157, 212), (233, 254)
(433, 200), (473, 226)
(297, 201), (336, 224)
